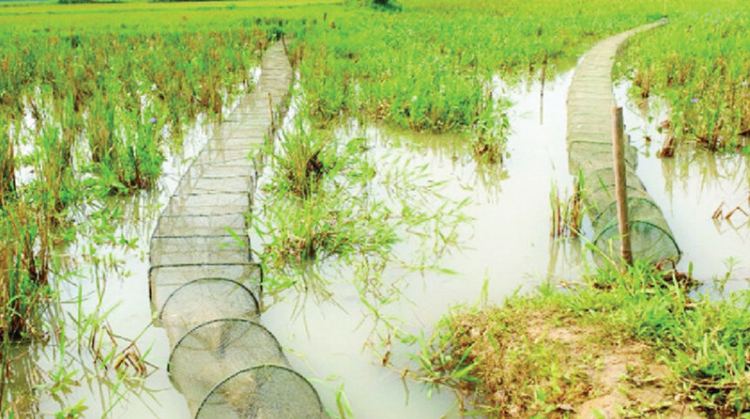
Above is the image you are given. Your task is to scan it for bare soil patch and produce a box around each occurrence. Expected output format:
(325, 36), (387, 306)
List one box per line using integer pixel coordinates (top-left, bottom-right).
(438, 307), (707, 418)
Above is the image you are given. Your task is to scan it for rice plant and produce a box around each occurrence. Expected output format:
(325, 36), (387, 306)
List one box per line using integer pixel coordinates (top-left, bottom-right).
(0, 119), (15, 207)
(619, 8), (750, 153)
(0, 197), (52, 341)
(270, 124), (338, 198)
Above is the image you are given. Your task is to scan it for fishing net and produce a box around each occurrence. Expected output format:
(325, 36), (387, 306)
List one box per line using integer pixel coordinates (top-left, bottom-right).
(168, 319), (289, 415)
(568, 141), (637, 174)
(593, 197), (680, 263)
(151, 42), (324, 418)
(160, 278), (260, 344)
(567, 135), (680, 264)
(195, 365), (326, 419)
(149, 263), (262, 317)
(584, 167), (645, 196)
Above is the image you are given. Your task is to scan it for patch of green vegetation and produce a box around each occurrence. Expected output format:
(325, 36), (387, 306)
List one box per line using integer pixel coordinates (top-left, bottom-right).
(253, 124), (394, 273)
(251, 119), (470, 297)
(0, 17), (290, 417)
(0, 23), (279, 341)
(283, 0), (678, 165)
(3, 0), (750, 416)
(618, 5), (750, 153)
(415, 261), (750, 418)
(0, 1), (340, 35)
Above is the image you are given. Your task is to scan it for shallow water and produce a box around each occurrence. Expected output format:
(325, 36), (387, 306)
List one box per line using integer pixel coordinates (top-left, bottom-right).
(614, 82), (750, 291)
(258, 74), (750, 419)
(4, 69), (269, 417)
(8, 64), (750, 419)
(257, 71), (583, 419)
(6, 117), (217, 419)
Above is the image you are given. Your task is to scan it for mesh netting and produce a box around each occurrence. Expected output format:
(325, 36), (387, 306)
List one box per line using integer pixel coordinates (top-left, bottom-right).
(567, 133), (680, 264)
(584, 167), (645, 196)
(593, 197), (680, 263)
(587, 186), (653, 215)
(160, 278), (260, 344)
(568, 141), (637, 174)
(149, 263), (262, 318)
(195, 365), (325, 419)
(151, 42), (324, 418)
(168, 319), (289, 414)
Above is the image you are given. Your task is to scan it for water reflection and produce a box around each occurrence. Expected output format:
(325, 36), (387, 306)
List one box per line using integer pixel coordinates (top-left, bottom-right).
(259, 70), (584, 419)
(2, 92), (226, 418)
(616, 81), (750, 290)
(377, 127), (509, 200)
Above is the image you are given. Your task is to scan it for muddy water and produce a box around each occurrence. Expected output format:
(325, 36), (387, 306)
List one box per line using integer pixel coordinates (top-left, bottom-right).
(10, 66), (748, 419)
(615, 83), (750, 291)
(6, 118), (216, 418)
(4, 65), (273, 417)
(259, 73), (750, 419)
(258, 71), (584, 419)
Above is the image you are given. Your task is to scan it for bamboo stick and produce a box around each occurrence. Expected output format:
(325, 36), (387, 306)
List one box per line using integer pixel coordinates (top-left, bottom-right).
(612, 107), (633, 265)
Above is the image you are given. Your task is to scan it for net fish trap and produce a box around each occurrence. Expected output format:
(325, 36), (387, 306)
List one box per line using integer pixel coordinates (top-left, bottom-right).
(149, 41), (324, 418)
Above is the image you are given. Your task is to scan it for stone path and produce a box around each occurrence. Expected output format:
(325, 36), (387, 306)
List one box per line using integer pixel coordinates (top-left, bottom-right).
(567, 21), (681, 263)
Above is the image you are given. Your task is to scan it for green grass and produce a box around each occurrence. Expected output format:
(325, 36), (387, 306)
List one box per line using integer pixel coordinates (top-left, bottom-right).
(0, 21), (280, 341)
(617, 4), (750, 153)
(414, 261), (750, 417)
(252, 125), (395, 276)
(0, 13), (290, 416)
(250, 120), (470, 297)
(0, 0), (341, 34)
(3, 0), (750, 415)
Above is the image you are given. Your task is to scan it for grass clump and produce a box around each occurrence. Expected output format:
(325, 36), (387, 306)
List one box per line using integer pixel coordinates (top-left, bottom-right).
(0, 119), (15, 207)
(257, 190), (395, 271)
(619, 7), (750, 153)
(413, 305), (593, 418)
(252, 118), (469, 297)
(0, 198), (52, 341)
(416, 261), (750, 418)
(470, 97), (511, 164)
(550, 174), (584, 238)
(252, 123), (396, 289)
(270, 125), (338, 198)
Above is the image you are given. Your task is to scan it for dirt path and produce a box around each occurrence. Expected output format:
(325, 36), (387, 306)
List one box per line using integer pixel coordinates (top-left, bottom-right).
(528, 315), (705, 419)
(566, 20), (680, 264)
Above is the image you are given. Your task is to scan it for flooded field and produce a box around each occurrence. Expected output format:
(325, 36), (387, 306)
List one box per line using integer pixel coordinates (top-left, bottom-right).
(258, 72), (580, 418)
(615, 82), (750, 290)
(6, 63), (750, 419)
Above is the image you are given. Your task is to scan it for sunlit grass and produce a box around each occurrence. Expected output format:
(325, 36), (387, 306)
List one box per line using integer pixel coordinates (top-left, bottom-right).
(618, 6), (750, 153)
(414, 261), (750, 417)
(0, 0), (341, 34)
(0, 15), (284, 416)
(3, 0), (750, 415)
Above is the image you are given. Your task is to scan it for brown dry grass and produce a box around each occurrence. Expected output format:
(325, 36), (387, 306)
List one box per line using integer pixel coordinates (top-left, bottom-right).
(434, 305), (707, 419)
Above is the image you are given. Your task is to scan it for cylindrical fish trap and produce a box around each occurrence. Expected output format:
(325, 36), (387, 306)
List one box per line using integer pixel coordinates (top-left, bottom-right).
(160, 278), (260, 344)
(150, 40), (324, 419)
(593, 197), (680, 263)
(195, 365), (326, 419)
(168, 319), (289, 414)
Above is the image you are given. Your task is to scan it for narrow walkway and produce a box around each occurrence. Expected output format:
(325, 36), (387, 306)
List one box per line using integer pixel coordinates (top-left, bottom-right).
(149, 42), (326, 419)
(567, 21), (680, 263)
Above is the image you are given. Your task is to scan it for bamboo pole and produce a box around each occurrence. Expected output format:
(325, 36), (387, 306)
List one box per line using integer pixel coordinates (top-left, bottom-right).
(281, 35), (288, 57)
(612, 107), (633, 265)
(267, 92), (275, 129)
